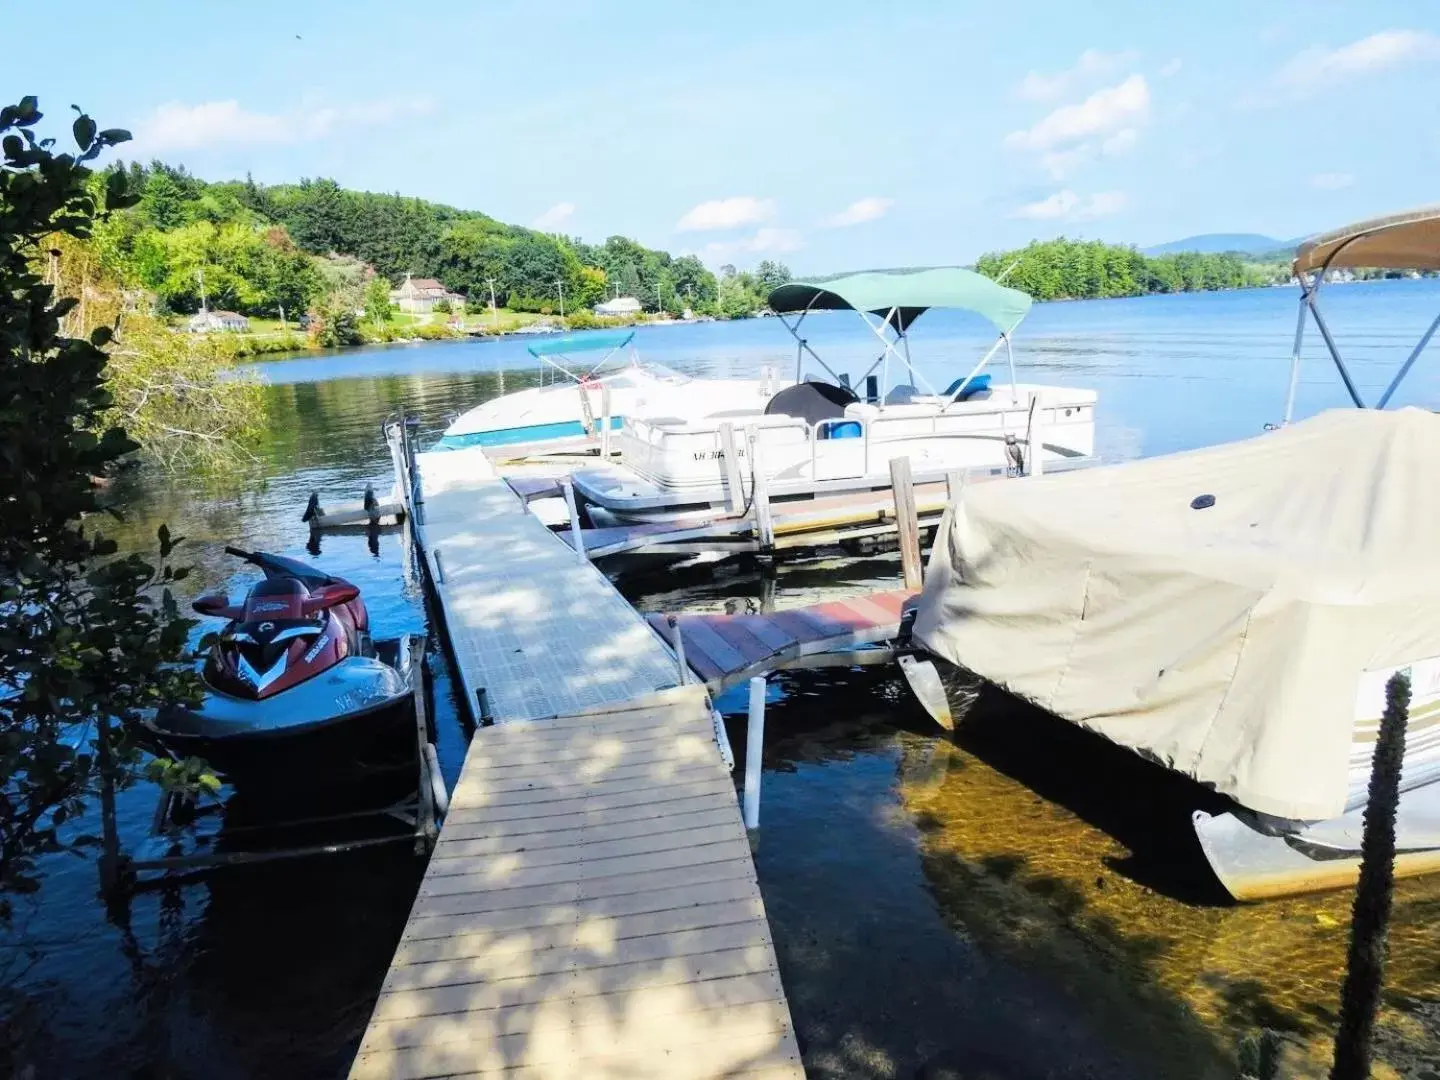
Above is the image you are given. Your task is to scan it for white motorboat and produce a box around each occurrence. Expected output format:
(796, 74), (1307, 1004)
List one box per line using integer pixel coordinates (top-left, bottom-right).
(569, 268), (1098, 524)
(903, 206), (1440, 900)
(437, 330), (786, 455)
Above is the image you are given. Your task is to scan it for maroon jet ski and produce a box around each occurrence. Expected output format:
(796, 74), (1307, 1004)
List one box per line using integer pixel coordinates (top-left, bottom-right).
(148, 547), (418, 782)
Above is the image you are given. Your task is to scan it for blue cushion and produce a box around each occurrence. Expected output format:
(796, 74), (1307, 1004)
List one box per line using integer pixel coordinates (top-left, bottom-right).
(944, 373), (992, 400)
(818, 420), (863, 440)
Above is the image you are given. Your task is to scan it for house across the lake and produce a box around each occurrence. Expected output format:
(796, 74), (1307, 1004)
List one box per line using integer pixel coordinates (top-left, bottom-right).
(188, 310), (249, 333)
(594, 296), (642, 317)
(391, 273), (464, 314)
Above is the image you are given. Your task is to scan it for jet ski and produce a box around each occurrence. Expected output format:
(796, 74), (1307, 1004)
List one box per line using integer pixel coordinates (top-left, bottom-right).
(148, 547), (419, 784)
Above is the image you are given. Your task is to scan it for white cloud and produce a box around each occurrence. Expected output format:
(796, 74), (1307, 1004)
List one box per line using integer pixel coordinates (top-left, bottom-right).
(130, 97), (430, 153)
(825, 197), (893, 227)
(1101, 127), (1138, 156)
(531, 202), (576, 230)
(1310, 171), (1355, 190)
(1038, 145), (1095, 180)
(675, 196), (776, 232)
(1015, 49), (1138, 102)
(701, 227), (804, 262)
(1005, 74), (1150, 153)
(1276, 29), (1440, 91)
(1011, 190), (1128, 222)
(1160, 57), (1183, 77)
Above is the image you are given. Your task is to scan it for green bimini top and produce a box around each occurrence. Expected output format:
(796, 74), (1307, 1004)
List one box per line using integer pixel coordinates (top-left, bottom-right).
(525, 330), (635, 358)
(767, 267), (1032, 334)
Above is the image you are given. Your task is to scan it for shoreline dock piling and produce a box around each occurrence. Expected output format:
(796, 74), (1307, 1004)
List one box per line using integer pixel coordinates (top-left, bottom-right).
(746, 425), (775, 549)
(561, 479), (588, 562)
(744, 675), (767, 830)
(719, 422), (744, 515)
(475, 687), (492, 724)
(667, 614), (691, 684)
(890, 456), (923, 590)
(432, 549), (445, 584)
(600, 385), (612, 459)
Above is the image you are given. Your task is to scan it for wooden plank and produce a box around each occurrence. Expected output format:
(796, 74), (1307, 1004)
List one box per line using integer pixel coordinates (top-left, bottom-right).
(430, 822), (745, 874)
(369, 942), (780, 1023)
(730, 615), (796, 654)
(391, 897), (768, 967)
(443, 773), (735, 824)
(673, 617), (750, 678)
(702, 616), (782, 666)
(400, 876), (765, 943)
(433, 792), (736, 844)
(452, 758), (723, 803)
(418, 839), (753, 897)
(765, 606), (851, 643)
(382, 920), (775, 994)
(430, 807), (741, 861)
(351, 996), (800, 1077)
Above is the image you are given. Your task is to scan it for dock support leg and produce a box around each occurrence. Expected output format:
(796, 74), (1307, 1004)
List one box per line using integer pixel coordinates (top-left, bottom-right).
(719, 422), (744, 516)
(666, 614), (690, 685)
(890, 456), (923, 591)
(745, 426), (774, 551)
(562, 479), (588, 563)
(743, 676), (766, 830)
(600, 386), (613, 460)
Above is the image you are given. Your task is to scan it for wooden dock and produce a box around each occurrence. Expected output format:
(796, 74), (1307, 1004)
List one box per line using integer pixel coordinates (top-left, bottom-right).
(649, 589), (915, 694)
(355, 437), (805, 1080)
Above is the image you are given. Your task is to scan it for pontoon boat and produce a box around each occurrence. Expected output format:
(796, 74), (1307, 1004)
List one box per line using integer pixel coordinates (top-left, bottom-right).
(904, 206), (1440, 900)
(437, 330), (785, 455)
(569, 268), (1098, 524)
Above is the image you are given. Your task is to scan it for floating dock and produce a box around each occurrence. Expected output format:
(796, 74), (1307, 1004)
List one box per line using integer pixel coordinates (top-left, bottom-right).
(651, 589), (914, 695)
(354, 439), (806, 1079)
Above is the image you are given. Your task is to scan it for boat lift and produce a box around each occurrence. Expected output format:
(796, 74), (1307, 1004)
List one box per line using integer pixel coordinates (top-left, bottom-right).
(1284, 205), (1440, 423)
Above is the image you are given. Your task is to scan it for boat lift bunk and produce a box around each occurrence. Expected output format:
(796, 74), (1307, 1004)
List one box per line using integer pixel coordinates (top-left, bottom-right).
(1283, 204), (1440, 423)
(568, 267), (1099, 526)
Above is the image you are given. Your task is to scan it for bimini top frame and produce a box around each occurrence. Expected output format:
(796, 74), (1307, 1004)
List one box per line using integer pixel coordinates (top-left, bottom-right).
(1284, 205), (1440, 423)
(766, 267), (1034, 409)
(526, 330), (638, 386)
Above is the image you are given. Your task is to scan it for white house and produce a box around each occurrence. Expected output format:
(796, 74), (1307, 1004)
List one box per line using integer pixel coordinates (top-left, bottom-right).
(594, 296), (642, 317)
(188, 310), (249, 333)
(390, 273), (464, 314)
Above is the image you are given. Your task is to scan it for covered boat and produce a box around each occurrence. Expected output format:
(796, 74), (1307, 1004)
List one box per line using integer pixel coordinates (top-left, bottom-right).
(437, 330), (785, 456)
(911, 408), (1440, 898)
(570, 267), (1098, 523)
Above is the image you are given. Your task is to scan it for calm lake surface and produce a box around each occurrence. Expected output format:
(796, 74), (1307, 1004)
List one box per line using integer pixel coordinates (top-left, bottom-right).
(5, 281), (1440, 1079)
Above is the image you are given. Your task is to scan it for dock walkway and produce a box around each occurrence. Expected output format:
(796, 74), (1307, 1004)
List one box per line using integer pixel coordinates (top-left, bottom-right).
(354, 443), (804, 1079)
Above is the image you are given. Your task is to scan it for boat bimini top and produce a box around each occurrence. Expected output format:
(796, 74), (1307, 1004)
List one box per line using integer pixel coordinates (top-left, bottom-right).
(766, 266), (1034, 408)
(1284, 204), (1440, 422)
(528, 329), (641, 385)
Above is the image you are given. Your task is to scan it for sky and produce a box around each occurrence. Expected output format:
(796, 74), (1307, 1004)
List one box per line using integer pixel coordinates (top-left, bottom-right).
(10, 0), (1440, 274)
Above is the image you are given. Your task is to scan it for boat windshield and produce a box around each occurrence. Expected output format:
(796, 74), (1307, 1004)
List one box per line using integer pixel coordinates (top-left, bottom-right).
(590, 356), (692, 386)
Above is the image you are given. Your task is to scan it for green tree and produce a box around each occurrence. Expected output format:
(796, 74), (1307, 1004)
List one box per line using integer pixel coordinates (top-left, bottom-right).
(754, 259), (791, 294)
(0, 97), (200, 907)
(363, 275), (393, 325)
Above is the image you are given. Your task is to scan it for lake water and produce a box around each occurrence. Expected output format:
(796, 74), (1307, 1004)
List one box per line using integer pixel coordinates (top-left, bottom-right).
(5, 281), (1440, 1079)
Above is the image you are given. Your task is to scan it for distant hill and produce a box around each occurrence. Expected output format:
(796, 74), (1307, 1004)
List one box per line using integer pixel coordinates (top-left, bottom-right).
(1144, 233), (1291, 257)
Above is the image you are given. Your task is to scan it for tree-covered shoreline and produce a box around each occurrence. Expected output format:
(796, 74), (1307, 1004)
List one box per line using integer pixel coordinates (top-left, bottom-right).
(95, 162), (733, 322)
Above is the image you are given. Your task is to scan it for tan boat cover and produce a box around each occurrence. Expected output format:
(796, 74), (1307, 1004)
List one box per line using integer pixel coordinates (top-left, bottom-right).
(1292, 204), (1440, 273)
(913, 408), (1440, 820)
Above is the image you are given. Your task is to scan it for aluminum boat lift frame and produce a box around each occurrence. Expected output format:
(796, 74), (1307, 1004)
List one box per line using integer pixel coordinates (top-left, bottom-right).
(1283, 205), (1440, 423)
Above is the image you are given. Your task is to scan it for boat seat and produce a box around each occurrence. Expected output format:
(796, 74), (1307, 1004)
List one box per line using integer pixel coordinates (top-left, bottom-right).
(243, 577), (308, 621)
(944, 373), (993, 400)
(764, 380), (859, 425)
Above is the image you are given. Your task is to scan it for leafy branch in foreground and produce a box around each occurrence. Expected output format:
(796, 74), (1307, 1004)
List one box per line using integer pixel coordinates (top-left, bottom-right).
(0, 96), (200, 913)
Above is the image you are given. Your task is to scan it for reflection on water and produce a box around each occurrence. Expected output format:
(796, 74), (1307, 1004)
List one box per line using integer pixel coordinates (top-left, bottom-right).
(5, 284), (1440, 1078)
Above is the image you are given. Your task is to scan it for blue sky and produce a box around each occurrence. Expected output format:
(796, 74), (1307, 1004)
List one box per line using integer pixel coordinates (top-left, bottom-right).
(11, 0), (1440, 273)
